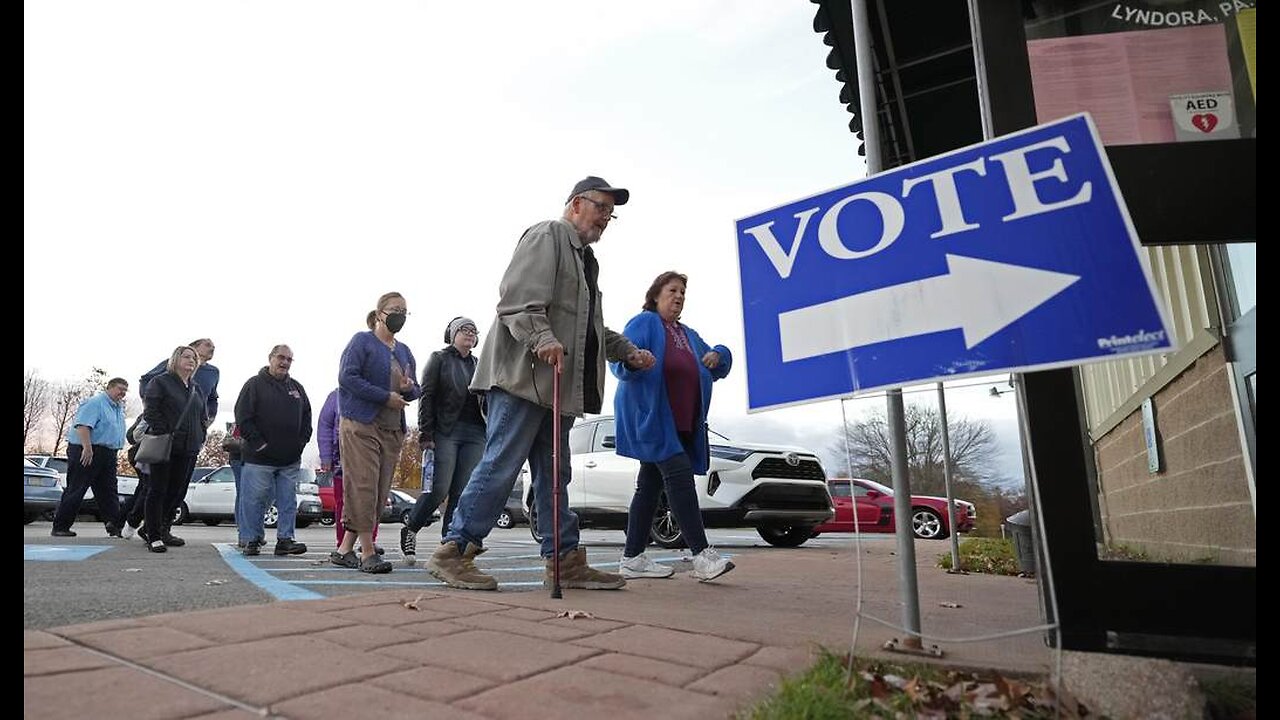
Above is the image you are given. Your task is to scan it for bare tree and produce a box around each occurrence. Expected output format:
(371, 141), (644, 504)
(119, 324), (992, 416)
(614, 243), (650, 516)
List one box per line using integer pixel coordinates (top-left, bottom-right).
(826, 403), (1000, 496)
(198, 430), (230, 467)
(23, 371), (50, 449)
(49, 382), (92, 456)
(394, 428), (423, 489)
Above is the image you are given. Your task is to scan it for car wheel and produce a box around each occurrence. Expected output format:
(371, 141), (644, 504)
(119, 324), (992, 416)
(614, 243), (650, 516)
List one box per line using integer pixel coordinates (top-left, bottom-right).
(202, 519), (220, 527)
(495, 510), (514, 530)
(756, 525), (816, 548)
(400, 509), (412, 525)
(320, 515), (336, 527)
(649, 493), (687, 549)
(527, 503), (544, 543)
(911, 508), (947, 539)
(172, 503), (189, 525)
(264, 505), (279, 529)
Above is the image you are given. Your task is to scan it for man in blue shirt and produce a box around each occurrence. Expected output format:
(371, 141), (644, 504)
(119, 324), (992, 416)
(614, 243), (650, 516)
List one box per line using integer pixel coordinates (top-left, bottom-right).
(51, 378), (129, 537)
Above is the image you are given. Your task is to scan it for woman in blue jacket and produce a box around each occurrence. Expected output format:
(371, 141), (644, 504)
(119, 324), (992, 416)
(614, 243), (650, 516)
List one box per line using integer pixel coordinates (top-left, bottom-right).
(611, 271), (735, 582)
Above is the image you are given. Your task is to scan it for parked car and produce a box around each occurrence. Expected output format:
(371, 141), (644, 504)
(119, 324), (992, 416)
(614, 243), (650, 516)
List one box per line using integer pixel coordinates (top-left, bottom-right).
(381, 489), (417, 525)
(315, 469), (337, 526)
(173, 465), (322, 528)
(523, 416), (833, 548)
(27, 454), (137, 522)
(24, 461), (62, 524)
(812, 478), (976, 540)
(496, 480), (526, 529)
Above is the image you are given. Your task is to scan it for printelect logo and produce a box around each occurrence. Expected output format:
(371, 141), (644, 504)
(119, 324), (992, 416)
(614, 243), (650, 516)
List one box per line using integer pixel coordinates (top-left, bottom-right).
(1097, 328), (1167, 350)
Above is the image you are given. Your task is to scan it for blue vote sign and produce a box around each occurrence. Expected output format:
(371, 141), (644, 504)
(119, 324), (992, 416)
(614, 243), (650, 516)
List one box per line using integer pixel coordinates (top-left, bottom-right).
(735, 113), (1175, 412)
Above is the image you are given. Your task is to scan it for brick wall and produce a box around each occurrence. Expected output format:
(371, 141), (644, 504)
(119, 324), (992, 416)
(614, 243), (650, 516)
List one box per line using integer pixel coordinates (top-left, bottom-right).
(1093, 345), (1255, 566)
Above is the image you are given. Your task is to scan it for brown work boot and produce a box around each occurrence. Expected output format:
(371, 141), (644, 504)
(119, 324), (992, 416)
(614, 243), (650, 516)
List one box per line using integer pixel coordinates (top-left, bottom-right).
(548, 547), (626, 590)
(427, 542), (498, 591)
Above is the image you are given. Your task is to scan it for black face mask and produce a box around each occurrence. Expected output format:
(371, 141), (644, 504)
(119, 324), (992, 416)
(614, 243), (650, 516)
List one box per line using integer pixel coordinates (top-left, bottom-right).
(384, 312), (407, 334)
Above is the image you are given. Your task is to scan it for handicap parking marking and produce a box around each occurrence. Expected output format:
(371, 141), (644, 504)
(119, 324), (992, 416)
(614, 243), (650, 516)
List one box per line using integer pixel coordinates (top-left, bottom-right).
(25, 545), (112, 561)
(213, 543), (323, 601)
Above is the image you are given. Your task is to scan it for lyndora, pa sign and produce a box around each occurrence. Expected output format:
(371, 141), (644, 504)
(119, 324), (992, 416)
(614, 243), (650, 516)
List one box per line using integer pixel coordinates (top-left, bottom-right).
(735, 113), (1176, 412)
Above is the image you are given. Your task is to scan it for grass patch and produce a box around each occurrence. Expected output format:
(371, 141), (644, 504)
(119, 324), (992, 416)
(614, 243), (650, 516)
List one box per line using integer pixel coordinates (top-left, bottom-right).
(741, 650), (1077, 719)
(1098, 543), (1149, 561)
(936, 537), (1021, 576)
(1200, 675), (1256, 719)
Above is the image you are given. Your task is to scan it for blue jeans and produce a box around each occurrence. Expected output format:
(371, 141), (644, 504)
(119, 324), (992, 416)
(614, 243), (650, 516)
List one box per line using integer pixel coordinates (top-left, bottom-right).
(406, 421), (486, 534)
(623, 434), (709, 557)
(444, 388), (578, 557)
(238, 463), (300, 544)
(230, 458), (244, 528)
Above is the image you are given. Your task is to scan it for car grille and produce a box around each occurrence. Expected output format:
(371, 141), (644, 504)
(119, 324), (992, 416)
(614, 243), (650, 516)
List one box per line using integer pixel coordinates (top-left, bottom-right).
(738, 484), (832, 511)
(751, 457), (826, 482)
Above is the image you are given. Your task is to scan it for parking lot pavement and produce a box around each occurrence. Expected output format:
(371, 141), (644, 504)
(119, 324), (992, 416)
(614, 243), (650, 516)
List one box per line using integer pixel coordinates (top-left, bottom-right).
(216, 532), (734, 600)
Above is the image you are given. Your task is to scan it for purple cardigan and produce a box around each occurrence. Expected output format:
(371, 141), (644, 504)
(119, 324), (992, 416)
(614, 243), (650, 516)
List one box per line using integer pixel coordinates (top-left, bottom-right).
(338, 331), (421, 431)
(317, 389), (340, 466)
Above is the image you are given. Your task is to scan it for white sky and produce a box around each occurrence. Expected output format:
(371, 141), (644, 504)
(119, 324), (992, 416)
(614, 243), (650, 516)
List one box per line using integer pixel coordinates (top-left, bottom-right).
(24, 1), (1024, 482)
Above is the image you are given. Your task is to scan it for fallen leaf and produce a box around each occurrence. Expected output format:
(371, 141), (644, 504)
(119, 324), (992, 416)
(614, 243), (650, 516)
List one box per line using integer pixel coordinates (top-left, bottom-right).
(122, 568), (142, 573)
(204, 579), (227, 586)
(938, 601), (962, 608)
(555, 610), (596, 619)
(403, 594), (427, 610)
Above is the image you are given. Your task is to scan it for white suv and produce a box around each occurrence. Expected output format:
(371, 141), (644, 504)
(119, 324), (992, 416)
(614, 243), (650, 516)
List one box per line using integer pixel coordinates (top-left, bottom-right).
(524, 416), (833, 548)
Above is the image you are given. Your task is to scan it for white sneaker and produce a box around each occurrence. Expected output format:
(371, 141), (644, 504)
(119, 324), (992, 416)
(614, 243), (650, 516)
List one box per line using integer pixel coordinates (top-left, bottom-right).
(691, 547), (735, 582)
(122, 524), (136, 540)
(619, 552), (674, 579)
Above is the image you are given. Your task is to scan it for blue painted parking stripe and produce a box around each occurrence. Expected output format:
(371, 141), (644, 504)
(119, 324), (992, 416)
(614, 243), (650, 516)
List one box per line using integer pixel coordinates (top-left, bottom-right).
(291, 579), (547, 587)
(25, 545), (111, 561)
(214, 543), (323, 601)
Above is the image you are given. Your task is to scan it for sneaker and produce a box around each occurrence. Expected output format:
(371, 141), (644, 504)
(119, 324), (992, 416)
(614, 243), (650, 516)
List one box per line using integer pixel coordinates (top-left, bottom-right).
(360, 554), (393, 574)
(122, 524), (136, 540)
(551, 547), (626, 590)
(690, 547), (735, 582)
(329, 550), (360, 568)
(50, 529), (76, 538)
(242, 541), (261, 556)
(148, 539), (167, 553)
(427, 542), (497, 591)
(161, 533), (185, 547)
(620, 552), (675, 579)
(399, 527), (417, 566)
(274, 538), (308, 556)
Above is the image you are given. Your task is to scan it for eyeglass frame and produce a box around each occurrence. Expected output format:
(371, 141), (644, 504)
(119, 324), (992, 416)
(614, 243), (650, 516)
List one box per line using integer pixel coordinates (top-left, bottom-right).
(575, 194), (618, 221)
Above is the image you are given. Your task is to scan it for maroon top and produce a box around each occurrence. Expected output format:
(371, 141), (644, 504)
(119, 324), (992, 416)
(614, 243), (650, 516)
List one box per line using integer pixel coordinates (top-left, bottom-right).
(662, 319), (699, 432)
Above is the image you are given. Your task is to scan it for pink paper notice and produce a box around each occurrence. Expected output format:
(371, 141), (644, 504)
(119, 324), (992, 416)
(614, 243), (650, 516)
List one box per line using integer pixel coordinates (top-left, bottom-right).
(1028, 24), (1232, 144)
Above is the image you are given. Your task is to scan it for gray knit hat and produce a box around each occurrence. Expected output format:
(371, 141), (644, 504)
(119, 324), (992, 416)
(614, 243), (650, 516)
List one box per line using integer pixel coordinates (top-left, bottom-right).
(445, 316), (478, 343)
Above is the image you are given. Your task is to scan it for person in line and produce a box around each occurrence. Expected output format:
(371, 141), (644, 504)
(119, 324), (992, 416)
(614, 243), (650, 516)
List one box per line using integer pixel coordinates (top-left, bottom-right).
(427, 176), (655, 591)
(50, 378), (129, 538)
(331, 292), (419, 574)
(233, 345), (312, 556)
(128, 338), (220, 538)
(140, 346), (207, 553)
(613, 271), (735, 581)
(318, 388), (382, 553)
(400, 316), (486, 566)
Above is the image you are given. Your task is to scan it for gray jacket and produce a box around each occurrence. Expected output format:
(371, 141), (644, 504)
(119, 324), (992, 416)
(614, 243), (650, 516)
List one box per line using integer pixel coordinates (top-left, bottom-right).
(470, 218), (637, 417)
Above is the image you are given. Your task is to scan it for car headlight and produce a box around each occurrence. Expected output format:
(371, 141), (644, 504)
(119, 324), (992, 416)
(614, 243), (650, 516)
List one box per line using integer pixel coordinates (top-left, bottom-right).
(709, 445), (754, 461)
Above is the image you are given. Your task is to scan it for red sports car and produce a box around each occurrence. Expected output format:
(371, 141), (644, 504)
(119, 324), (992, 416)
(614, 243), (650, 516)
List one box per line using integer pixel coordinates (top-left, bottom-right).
(812, 478), (975, 539)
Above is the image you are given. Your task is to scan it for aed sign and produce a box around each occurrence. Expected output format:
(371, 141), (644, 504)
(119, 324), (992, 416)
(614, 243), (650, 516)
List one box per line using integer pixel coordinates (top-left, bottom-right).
(735, 113), (1176, 411)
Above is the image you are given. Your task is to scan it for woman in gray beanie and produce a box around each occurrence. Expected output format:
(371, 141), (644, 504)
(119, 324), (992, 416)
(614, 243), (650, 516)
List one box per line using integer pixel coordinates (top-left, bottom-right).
(400, 316), (487, 566)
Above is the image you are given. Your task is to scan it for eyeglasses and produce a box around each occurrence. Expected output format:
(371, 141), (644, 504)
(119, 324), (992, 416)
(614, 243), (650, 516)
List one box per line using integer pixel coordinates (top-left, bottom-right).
(457, 327), (478, 336)
(576, 195), (617, 221)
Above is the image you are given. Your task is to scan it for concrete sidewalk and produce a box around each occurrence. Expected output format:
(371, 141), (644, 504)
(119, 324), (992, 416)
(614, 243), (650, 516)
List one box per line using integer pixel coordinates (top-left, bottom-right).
(24, 545), (1053, 719)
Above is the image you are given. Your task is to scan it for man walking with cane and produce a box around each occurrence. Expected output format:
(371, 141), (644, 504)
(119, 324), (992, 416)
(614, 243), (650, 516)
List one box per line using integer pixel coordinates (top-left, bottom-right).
(427, 176), (655, 591)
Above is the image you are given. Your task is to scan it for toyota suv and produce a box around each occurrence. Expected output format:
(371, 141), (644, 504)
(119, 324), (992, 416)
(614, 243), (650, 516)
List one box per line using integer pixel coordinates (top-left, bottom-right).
(524, 415), (833, 548)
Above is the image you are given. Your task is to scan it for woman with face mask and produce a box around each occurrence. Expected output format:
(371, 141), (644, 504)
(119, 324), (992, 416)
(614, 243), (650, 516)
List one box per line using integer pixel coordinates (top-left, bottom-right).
(331, 292), (421, 574)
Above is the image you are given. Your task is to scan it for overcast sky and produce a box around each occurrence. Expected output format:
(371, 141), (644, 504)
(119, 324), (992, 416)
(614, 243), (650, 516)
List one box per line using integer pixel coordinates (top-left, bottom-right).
(24, 1), (1025, 483)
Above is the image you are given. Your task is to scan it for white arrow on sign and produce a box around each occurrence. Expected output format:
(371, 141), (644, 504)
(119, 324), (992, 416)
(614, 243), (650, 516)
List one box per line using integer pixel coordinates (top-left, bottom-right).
(777, 254), (1081, 362)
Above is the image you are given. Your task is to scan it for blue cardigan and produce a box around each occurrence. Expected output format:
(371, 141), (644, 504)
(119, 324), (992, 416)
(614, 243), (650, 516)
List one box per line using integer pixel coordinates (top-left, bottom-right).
(611, 311), (732, 474)
(338, 331), (421, 431)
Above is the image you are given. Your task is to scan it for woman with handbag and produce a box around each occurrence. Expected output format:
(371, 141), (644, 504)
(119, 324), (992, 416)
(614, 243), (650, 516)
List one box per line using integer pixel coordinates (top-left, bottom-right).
(139, 345), (207, 553)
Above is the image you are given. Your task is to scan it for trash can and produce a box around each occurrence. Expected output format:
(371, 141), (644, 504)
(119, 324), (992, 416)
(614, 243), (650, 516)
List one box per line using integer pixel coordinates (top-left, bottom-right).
(1005, 510), (1036, 576)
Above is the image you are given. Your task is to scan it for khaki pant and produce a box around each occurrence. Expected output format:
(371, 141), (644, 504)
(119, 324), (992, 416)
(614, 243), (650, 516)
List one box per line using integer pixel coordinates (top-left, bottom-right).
(338, 417), (403, 534)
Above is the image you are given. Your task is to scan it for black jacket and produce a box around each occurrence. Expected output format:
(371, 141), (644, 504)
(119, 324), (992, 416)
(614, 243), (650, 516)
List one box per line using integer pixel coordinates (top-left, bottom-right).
(234, 368), (313, 466)
(141, 372), (208, 457)
(418, 346), (483, 443)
